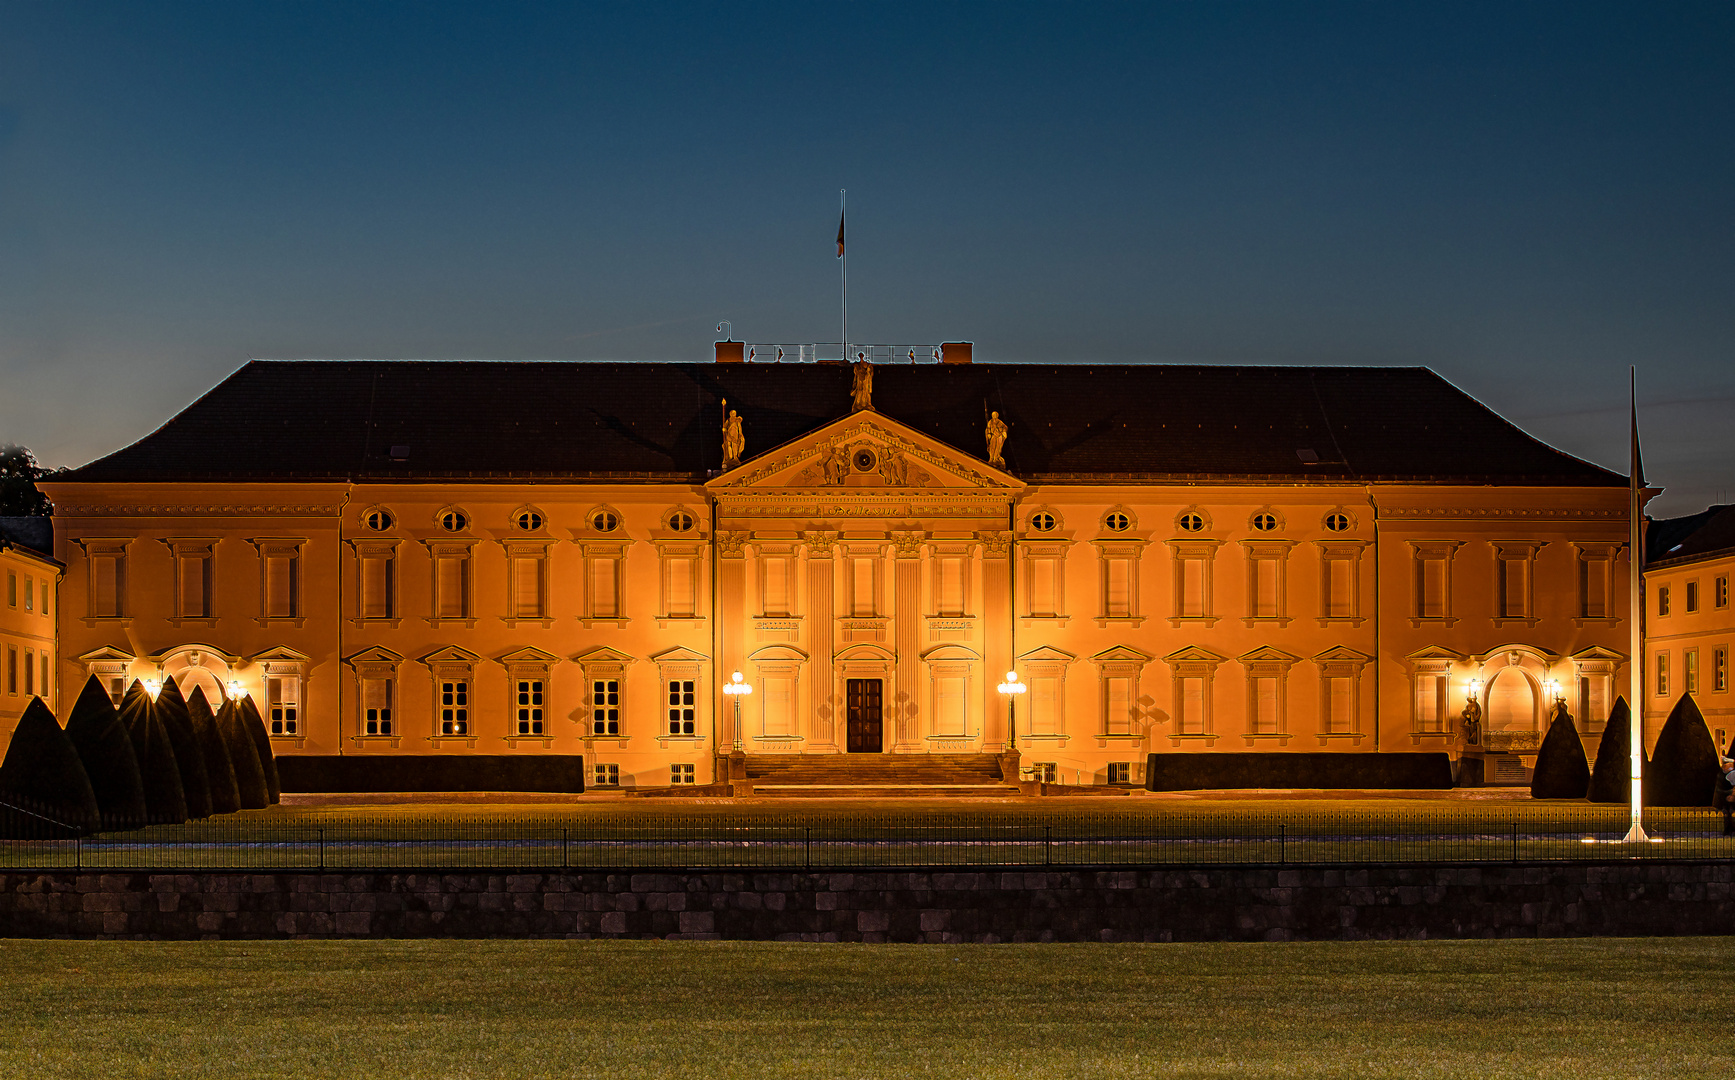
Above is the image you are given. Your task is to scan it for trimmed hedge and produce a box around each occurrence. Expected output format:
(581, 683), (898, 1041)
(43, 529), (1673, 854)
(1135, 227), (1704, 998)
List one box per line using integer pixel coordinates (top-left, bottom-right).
(1587, 697), (1638, 804)
(0, 697), (100, 835)
(278, 755), (587, 794)
(1645, 694), (1720, 808)
(63, 675), (147, 828)
(1144, 753), (1453, 792)
(118, 681), (188, 825)
(185, 686), (242, 816)
(155, 677), (213, 819)
(238, 695), (281, 804)
(215, 698), (271, 810)
(1529, 705), (1591, 800)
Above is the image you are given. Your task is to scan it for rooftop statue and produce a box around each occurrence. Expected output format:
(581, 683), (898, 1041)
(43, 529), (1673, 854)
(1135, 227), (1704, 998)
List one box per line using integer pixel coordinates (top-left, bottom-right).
(851, 360), (873, 412)
(985, 410), (1010, 469)
(721, 404), (744, 471)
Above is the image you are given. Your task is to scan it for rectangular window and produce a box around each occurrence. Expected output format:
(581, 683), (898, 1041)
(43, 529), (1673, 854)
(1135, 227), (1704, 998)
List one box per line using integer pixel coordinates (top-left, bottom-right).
(363, 678), (393, 735)
(763, 556), (790, 616)
(667, 679), (695, 736)
(4, 647), (13, 694)
(1418, 558), (1446, 618)
(23, 576), (32, 612)
(591, 679), (621, 736)
(265, 554), (298, 618)
(517, 679), (545, 734)
(106, 676), (125, 705)
(440, 680), (469, 735)
(1253, 675), (1281, 734)
(1030, 675), (1062, 735)
(933, 674), (967, 737)
(851, 558), (876, 617)
(39, 655), (49, 705)
(513, 556), (545, 619)
(1686, 649), (1700, 696)
(762, 675), (795, 737)
(1104, 676), (1135, 735)
(1714, 647), (1728, 693)
(1656, 652), (1669, 697)
(1658, 586), (1671, 617)
(670, 763), (696, 785)
(179, 554), (212, 619)
(1327, 558), (1356, 619)
(1030, 557), (1060, 617)
(39, 582), (47, 618)
(1498, 558), (1529, 619)
(92, 554), (124, 618)
(436, 555), (470, 619)
(361, 554), (395, 619)
(1178, 676), (1205, 734)
(5, 571), (13, 606)
(23, 649), (33, 696)
(1415, 674), (1443, 734)
(1717, 576), (1730, 609)
(1107, 762), (1132, 785)
(267, 676), (300, 736)
(590, 557), (619, 619)
(1687, 581), (1700, 613)
(1580, 558), (1609, 618)
(1105, 559), (1132, 618)
(1326, 677), (1356, 733)
(1032, 762), (1058, 784)
(1253, 558), (1280, 618)
(592, 763), (620, 787)
(1180, 558), (1206, 618)
(937, 556), (966, 617)
(665, 556), (697, 618)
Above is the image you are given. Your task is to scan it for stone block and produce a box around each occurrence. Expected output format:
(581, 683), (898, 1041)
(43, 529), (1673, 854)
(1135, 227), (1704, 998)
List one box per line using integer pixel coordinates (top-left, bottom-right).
(857, 910), (890, 932)
(679, 911), (714, 934)
(335, 911), (371, 935)
(600, 911), (628, 934)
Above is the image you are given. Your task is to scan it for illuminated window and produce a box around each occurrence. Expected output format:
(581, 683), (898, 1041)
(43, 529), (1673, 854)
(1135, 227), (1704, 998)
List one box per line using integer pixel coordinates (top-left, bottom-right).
(1655, 652), (1669, 697)
(592, 679), (620, 736)
(439, 680), (469, 735)
(667, 679), (696, 735)
(1686, 649), (1700, 696)
(1715, 647), (1728, 693)
(516, 679), (546, 735)
(593, 763), (620, 787)
(1686, 581), (1700, 613)
(23, 576), (32, 612)
(1658, 586), (1671, 617)
(670, 763), (696, 785)
(439, 509), (468, 532)
(267, 675), (301, 736)
(1717, 576), (1730, 608)
(363, 678), (394, 735)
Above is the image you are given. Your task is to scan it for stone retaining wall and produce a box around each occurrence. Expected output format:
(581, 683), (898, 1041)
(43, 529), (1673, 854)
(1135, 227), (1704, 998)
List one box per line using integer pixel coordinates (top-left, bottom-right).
(2, 862), (1733, 940)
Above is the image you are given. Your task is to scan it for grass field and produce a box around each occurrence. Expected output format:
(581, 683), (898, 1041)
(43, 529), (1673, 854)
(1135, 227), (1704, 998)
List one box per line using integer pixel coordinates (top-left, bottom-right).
(0, 938), (1728, 1078)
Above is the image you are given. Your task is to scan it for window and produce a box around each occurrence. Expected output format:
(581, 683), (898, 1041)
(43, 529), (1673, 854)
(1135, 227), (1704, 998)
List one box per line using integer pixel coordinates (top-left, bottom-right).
(1030, 512), (1057, 533)
(1656, 652), (1669, 696)
(1578, 673), (1610, 732)
(761, 554), (793, 617)
(667, 679), (696, 735)
(666, 510), (696, 533)
(661, 549), (699, 618)
(1718, 576), (1730, 609)
(1245, 545), (1290, 621)
(516, 679), (545, 734)
(361, 551), (396, 619)
(515, 510), (543, 532)
(1177, 676), (1206, 734)
(1031, 762), (1058, 784)
(591, 679), (620, 735)
(87, 544), (128, 619)
(1686, 649), (1700, 696)
(932, 672), (968, 737)
(1103, 512), (1131, 533)
(1107, 762), (1132, 785)
(1103, 675), (1136, 734)
(935, 553), (967, 617)
(1658, 586), (1671, 617)
(1325, 677), (1357, 733)
(1409, 542), (1462, 623)
(581, 544), (628, 622)
(363, 678), (394, 735)
(39, 655), (49, 705)
(1324, 512), (1352, 533)
(593, 763), (620, 787)
(436, 553), (471, 619)
(364, 509), (394, 531)
(4, 646), (13, 694)
(1497, 559), (1528, 618)
(267, 675), (300, 736)
(1715, 647), (1728, 693)
(1027, 552), (1062, 617)
(439, 680), (469, 735)
(1414, 674), (1447, 734)
(1687, 581), (1700, 613)
(39, 583), (47, 618)
(1579, 549), (1612, 618)
(258, 542), (301, 620)
(1250, 512), (1279, 533)
(1177, 512), (1205, 533)
(505, 545), (549, 621)
(849, 555), (878, 617)
(1029, 675), (1063, 735)
(5, 571), (12, 606)
(23, 649), (33, 696)
(1252, 675), (1282, 734)
(589, 509), (620, 533)
(670, 764), (696, 785)
(167, 541), (217, 621)
(23, 576), (32, 612)
(1104, 556), (1133, 618)
(439, 509), (468, 532)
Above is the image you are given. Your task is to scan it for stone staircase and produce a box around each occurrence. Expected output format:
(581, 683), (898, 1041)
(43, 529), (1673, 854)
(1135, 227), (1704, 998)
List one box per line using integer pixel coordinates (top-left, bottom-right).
(742, 753), (1020, 798)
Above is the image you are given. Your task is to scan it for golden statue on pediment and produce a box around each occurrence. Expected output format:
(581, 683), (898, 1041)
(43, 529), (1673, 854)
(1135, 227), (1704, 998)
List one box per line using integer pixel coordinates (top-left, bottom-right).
(851, 361), (873, 412)
(985, 411), (1009, 469)
(721, 402), (745, 471)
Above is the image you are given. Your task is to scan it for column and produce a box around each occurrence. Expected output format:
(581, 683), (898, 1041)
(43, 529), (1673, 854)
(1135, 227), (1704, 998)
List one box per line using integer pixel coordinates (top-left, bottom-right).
(804, 532), (837, 749)
(717, 532), (748, 764)
(979, 531), (1013, 751)
(892, 532), (924, 751)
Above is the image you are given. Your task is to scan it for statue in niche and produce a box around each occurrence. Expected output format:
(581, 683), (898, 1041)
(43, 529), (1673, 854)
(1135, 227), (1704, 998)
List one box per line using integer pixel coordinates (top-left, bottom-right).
(851, 360), (874, 412)
(1460, 696), (1482, 747)
(985, 411), (1010, 469)
(721, 402), (745, 471)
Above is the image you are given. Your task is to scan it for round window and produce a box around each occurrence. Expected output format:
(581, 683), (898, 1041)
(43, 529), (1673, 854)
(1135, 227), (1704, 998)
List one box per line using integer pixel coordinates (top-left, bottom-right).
(1251, 512), (1279, 532)
(439, 510), (468, 532)
(1030, 512), (1057, 533)
(1104, 512), (1131, 533)
(852, 448), (878, 472)
(667, 511), (695, 533)
(364, 509), (394, 532)
(590, 509), (620, 533)
(516, 510), (543, 532)
(1324, 512), (1352, 533)
(1177, 512), (1205, 533)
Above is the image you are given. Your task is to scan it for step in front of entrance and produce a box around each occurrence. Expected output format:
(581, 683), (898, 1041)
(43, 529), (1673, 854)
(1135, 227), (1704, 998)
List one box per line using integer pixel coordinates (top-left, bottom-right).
(751, 783), (1021, 799)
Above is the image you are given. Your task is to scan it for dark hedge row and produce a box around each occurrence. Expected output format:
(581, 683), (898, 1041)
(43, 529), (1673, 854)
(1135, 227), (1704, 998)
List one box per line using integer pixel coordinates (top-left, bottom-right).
(1529, 705), (1591, 800)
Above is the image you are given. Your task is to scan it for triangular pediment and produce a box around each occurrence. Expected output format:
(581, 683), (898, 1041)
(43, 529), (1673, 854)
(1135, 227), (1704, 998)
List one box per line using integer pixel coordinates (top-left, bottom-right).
(1570, 645), (1627, 663)
(250, 645), (312, 664)
(1313, 645), (1374, 664)
(1090, 645), (1154, 663)
(708, 410), (1023, 493)
(1018, 645), (1077, 664)
(345, 646), (404, 665)
(419, 645), (482, 665)
(501, 646), (563, 665)
(1406, 645), (1467, 662)
(1237, 645), (1301, 664)
(1163, 645), (1228, 664)
(77, 645), (136, 663)
(650, 646), (709, 664)
(570, 646), (633, 665)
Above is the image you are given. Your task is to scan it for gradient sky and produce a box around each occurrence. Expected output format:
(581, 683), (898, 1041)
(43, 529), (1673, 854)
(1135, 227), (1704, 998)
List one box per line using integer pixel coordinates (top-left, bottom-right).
(2, 2), (1731, 514)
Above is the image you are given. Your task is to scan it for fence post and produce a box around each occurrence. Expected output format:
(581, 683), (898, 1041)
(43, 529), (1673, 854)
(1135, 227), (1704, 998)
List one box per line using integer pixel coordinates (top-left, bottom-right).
(318, 827), (326, 871)
(1511, 821), (1519, 864)
(562, 827), (568, 870)
(1279, 823), (1286, 865)
(1044, 824), (1052, 866)
(805, 825), (811, 871)
(75, 832), (81, 872)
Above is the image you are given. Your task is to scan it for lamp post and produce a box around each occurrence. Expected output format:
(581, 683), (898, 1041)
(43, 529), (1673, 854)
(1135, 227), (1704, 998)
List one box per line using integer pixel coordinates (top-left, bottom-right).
(227, 680), (245, 702)
(722, 670), (752, 754)
(996, 670), (1026, 751)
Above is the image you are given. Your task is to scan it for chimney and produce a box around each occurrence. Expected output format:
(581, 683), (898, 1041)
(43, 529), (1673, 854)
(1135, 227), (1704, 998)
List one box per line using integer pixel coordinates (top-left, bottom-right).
(715, 340), (745, 364)
(940, 341), (973, 365)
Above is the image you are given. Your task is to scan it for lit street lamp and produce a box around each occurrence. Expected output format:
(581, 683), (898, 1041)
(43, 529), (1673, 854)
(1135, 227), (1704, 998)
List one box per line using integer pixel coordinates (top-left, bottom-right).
(996, 670), (1026, 750)
(722, 670), (753, 754)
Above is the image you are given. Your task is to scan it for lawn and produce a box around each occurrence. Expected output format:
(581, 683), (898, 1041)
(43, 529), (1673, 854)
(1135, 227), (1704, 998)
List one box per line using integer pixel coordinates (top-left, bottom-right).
(0, 938), (1728, 1078)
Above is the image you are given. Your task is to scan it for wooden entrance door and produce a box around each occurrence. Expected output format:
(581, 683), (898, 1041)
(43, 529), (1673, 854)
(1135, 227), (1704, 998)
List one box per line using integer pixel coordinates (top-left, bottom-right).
(846, 679), (884, 753)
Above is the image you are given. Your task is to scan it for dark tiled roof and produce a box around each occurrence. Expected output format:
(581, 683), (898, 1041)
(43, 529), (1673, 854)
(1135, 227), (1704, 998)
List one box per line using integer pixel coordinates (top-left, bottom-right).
(0, 516), (56, 560)
(54, 360), (1625, 487)
(1648, 505), (1735, 568)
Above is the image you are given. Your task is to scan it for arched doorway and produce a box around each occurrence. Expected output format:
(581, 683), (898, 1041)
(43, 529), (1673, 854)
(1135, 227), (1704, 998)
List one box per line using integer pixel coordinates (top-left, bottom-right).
(158, 646), (234, 707)
(1485, 667), (1539, 734)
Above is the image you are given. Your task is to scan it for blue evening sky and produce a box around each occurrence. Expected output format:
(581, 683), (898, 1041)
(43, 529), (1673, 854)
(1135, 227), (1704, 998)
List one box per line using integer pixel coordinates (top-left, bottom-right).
(1, 2), (1731, 513)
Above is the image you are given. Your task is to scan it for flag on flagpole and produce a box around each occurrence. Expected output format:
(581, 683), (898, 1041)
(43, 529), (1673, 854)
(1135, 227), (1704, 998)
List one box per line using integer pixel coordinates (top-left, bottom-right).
(836, 209), (845, 258)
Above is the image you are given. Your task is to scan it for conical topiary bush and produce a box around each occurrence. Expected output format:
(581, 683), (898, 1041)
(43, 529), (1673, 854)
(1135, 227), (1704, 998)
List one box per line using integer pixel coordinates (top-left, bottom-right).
(154, 677), (213, 819)
(216, 697), (270, 810)
(0, 697), (100, 836)
(238, 695), (281, 804)
(1588, 697), (1639, 804)
(1530, 704), (1592, 799)
(118, 680), (188, 825)
(186, 685), (241, 816)
(64, 674), (147, 829)
(1644, 693), (1720, 807)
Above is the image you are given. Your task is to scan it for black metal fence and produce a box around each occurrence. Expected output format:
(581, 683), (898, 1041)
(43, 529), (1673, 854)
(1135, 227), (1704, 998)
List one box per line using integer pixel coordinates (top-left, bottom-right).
(3, 796), (1732, 871)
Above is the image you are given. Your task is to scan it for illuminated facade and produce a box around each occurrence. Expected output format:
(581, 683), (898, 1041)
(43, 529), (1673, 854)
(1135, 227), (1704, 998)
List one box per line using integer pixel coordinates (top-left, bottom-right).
(30, 352), (1638, 788)
(1643, 506), (1735, 755)
(0, 518), (61, 735)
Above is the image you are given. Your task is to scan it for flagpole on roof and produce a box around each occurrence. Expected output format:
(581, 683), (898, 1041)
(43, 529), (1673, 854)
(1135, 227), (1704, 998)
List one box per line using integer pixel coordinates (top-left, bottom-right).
(1624, 365), (1649, 843)
(838, 189), (847, 360)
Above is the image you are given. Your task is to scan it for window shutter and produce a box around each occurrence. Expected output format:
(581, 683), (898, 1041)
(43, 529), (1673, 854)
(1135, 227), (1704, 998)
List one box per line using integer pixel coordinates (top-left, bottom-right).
(1501, 560), (1527, 618)
(852, 559), (875, 616)
(1255, 559), (1279, 618)
(1419, 559), (1445, 618)
(1415, 674), (1439, 729)
(1105, 676), (1132, 734)
(763, 557), (789, 616)
(590, 558), (617, 618)
(764, 675), (794, 736)
(266, 555), (295, 618)
(1031, 558), (1057, 617)
(180, 556), (208, 618)
(1328, 677), (1355, 732)
(667, 557), (695, 617)
(938, 557), (964, 616)
(1255, 676), (1279, 733)
(1180, 677), (1205, 734)
(1327, 560), (1353, 618)
(1031, 676), (1060, 735)
(514, 557), (543, 618)
(438, 556), (467, 618)
(93, 556), (119, 617)
(1181, 558), (1205, 618)
(362, 556), (393, 619)
(1105, 559), (1130, 618)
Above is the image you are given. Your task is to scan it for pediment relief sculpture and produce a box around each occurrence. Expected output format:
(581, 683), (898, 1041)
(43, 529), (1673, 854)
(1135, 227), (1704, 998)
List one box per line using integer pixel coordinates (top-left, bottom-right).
(710, 411), (1022, 494)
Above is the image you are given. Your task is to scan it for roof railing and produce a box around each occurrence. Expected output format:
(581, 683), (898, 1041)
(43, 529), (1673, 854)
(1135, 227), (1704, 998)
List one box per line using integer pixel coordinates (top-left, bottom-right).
(715, 342), (972, 364)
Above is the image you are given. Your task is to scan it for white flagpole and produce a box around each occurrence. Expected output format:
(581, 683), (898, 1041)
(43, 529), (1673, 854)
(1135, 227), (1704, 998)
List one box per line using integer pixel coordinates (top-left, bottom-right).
(840, 189), (847, 359)
(1624, 366), (1649, 843)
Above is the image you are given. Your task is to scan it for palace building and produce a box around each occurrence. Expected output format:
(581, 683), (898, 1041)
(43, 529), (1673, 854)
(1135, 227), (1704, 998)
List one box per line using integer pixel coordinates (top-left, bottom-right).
(29, 346), (1638, 790)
